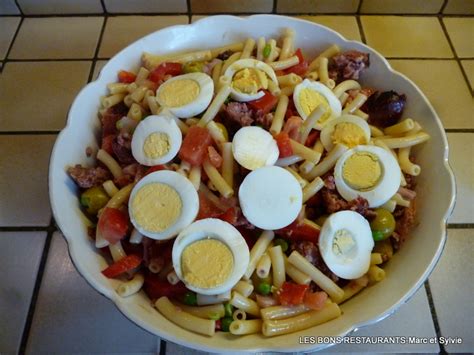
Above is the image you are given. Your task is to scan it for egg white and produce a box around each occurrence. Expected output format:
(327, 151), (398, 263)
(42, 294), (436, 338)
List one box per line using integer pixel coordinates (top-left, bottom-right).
(128, 170), (199, 240)
(320, 114), (371, 151)
(293, 79), (342, 129)
(224, 58), (279, 102)
(334, 145), (402, 208)
(239, 166), (302, 230)
(172, 218), (250, 295)
(232, 126), (279, 171)
(319, 210), (374, 280)
(156, 72), (214, 118)
(131, 114), (182, 166)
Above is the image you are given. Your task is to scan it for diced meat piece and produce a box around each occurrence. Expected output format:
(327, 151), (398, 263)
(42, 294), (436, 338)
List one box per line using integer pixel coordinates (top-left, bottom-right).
(207, 146), (223, 168)
(100, 102), (128, 137)
(398, 186), (417, 200)
(291, 241), (338, 282)
(256, 112), (274, 130)
(323, 175), (336, 190)
(222, 102), (255, 128)
(395, 200), (417, 247)
(364, 91), (407, 128)
(112, 132), (136, 165)
(328, 50), (370, 83)
(347, 196), (377, 220)
(67, 165), (111, 189)
(322, 188), (348, 213)
(404, 174), (417, 190)
(216, 50), (233, 61)
(122, 163), (147, 183)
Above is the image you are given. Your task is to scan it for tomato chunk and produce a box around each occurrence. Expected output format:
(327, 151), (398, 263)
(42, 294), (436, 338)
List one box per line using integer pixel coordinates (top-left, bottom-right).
(218, 207), (239, 225)
(275, 132), (293, 158)
(98, 207), (129, 244)
(149, 62), (182, 83)
(196, 192), (223, 220)
(101, 135), (115, 155)
(278, 282), (309, 306)
(283, 116), (303, 141)
(207, 146), (223, 168)
(101, 254), (142, 278)
(145, 164), (168, 176)
(283, 49), (308, 76)
(143, 273), (188, 299)
(276, 220), (320, 243)
(248, 90), (278, 114)
(305, 130), (320, 147)
(179, 125), (213, 166)
(118, 70), (137, 83)
(304, 291), (328, 310)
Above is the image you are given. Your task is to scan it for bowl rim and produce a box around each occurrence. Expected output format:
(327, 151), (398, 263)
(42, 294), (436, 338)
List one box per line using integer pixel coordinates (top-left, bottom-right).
(48, 14), (457, 353)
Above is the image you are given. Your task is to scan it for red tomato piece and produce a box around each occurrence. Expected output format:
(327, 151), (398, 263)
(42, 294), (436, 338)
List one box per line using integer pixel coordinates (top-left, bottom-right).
(101, 254), (142, 278)
(304, 291), (328, 310)
(285, 98), (297, 119)
(248, 91), (278, 115)
(196, 192), (223, 220)
(101, 135), (115, 155)
(237, 227), (257, 250)
(305, 130), (320, 147)
(218, 207), (239, 225)
(145, 164), (168, 176)
(283, 49), (308, 76)
(149, 62), (182, 83)
(207, 146), (223, 168)
(278, 282), (309, 306)
(143, 273), (188, 299)
(118, 70), (137, 83)
(276, 220), (320, 243)
(98, 207), (129, 244)
(275, 132), (293, 158)
(283, 116), (303, 141)
(179, 125), (213, 166)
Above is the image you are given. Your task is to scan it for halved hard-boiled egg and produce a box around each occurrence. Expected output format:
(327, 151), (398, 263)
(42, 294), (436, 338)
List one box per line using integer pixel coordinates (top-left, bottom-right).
(320, 114), (371, 151)
(224, 59), (279, 102)
(293, 79), (341, 129)
(239, 166), (302, 230)
(172, 218), (250, 295)
(334, 145), (401, 208)
(131, 114), (182, 166)
(156, 72), (214, 118)
(128, 170), (199, 240)
(319, 210), (374, 280)
(232, 126), (279, 170)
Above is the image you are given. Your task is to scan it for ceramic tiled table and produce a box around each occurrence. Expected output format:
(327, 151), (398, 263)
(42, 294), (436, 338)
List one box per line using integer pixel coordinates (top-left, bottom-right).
(1, 7), (473, 355)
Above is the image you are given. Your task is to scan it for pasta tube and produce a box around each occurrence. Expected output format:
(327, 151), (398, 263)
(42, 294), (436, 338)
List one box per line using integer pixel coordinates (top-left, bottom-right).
(290, 139), (322, 164)
(260, 304), (310, 320)
(256, 253), (272, 278)
(304, 144), (349, 180)
(244, 230), (275, 280)
(398, 147), (421, 176)
(270, 55), (299, 71)
(384, 119), (415, 136)
(332, 80), (361, 98)
(117, 273), (144, 297)
(232, 280), (254, 298)
(97, 149), (123, 179)
(368, 265), (386, 283)
(198, 83), (231, 127)
(230, 292), (260, 317)
(240, 38), (256, 59)
(174, 302), (225, 320)
(202, 159), (234, 198)
(308, 44), (340, 72)
(375, 132), (430, 149)
(302, 177), (324, 203)
(269, 94), (289, 135)
(230, 320), (262, 335)
(155, 297), (216, 336)
(269, 245), (286, 289)
(279, 28), (295, 60)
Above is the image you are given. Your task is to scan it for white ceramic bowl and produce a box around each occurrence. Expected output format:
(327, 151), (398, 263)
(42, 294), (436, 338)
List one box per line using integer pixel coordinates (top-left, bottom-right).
(49, 15), (456, 353)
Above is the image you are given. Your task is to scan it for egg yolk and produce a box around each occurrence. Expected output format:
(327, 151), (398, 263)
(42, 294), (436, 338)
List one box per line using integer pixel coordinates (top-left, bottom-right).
(232, 68), (268, 94)
(181, 239), (234, 289)
(298, 88), (331, 123)
(131, 183), (182, 233)
(342, 152), (382, 190)
(331, 122), (367, 148)
(157, 79), (200, 107)
(143, 132), (170, 159)
(332, 229), (356, 258)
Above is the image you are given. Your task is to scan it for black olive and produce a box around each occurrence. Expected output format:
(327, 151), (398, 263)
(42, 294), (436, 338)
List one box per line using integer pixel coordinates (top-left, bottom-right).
(365, 91), (407, 128)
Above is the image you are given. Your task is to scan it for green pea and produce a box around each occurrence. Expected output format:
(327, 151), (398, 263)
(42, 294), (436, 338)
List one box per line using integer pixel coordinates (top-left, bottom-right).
(257, 282), (272, 295)
(372, 230), (385, 242)
(370, 208), (396, 240)
(274, 238), (289, 253)
(224, 302), (234, 317)
(221, 317), (233, 332)
(80, 186), (109, 215)
(183, 291), (197, 306)
(263, 44), (271, 58)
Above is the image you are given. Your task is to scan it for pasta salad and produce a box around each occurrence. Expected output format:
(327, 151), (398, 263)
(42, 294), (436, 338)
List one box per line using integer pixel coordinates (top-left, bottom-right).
(67, 28), (429, 337)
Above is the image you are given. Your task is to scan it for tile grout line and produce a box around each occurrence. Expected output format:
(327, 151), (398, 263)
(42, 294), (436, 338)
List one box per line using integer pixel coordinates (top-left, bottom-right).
(13, 0), (24, 16)
(439, 0), (449, 15)
(355, 15), (367, 44)
(273, 0), (278, 14)
(186, 0), (192, 23)
(424, 281), (448, 354)
(446, 223), (474, 228)
(87, 15), (108, 83)
(357, 0), (364, 14)
(0, 16), (24, 73)
(438, 16), (474, 96)
(18, 218), (57, 354)
(445, 128), (474, 133)
(159, 338), (167, 355)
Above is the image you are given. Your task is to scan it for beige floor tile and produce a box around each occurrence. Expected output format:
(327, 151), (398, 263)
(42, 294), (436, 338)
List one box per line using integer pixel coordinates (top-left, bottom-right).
(361, 0), (443, 14)
(443, 0), (474, 14)
(429, 229), (474, 352)
(277, 0), (359, 13)
(446, 133), (474, 223)
(18, 0), (103, 14)
(0, 0), (20, 14)
(361, 16), (452, 58)
(461, 60), (474, 90)
(0, 17), (20, 59)
(104, 0), (186, 13)
(390, 60), (474, 129)
(99, 16), (188, 58)
(0, 136), (56, 226)
(443, 18), (474, 58)
(298, 16), (361, 42)
(9, 17), (103, 59)
(0, 61), (91, 131)
(92, 60), (108, 80)
(191, 0), (273, 13)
